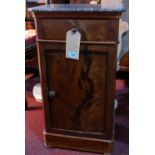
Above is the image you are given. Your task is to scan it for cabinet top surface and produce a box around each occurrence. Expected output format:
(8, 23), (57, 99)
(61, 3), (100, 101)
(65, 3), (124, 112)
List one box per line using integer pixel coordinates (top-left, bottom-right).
(29, 4), (125, 13)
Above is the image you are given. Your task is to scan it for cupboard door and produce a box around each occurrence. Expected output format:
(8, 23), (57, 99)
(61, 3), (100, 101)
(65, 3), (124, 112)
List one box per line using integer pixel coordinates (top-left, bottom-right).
(44, 47), (115, 139)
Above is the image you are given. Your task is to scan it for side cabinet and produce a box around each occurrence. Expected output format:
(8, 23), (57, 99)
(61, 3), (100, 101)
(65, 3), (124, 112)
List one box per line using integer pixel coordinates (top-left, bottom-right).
(31, 4), (125, 154)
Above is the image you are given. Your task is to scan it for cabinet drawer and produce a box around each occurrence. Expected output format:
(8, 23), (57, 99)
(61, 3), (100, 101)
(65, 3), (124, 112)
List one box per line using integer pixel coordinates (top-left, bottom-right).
(36, 19), (119, 42)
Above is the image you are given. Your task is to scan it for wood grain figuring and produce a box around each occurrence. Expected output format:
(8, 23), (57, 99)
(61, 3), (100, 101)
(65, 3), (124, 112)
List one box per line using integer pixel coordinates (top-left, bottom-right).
(37, 42), (116, 140)
(46, 51), (107, 133)
(43, 131), (114, 154)
(36, 19), (118, 41)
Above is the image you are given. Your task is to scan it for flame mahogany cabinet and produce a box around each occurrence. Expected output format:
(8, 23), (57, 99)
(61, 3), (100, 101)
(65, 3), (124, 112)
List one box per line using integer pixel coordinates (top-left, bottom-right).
(30, 4), (125, 154)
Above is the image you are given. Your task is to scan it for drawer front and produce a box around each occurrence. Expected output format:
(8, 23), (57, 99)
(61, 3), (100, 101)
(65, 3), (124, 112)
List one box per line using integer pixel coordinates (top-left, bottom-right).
(36, 19), (118, 42)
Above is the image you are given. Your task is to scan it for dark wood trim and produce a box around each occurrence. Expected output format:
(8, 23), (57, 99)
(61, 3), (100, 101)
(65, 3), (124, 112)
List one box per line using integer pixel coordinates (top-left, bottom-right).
(37, 39), (118, 45)
(43, 130), (114, 154)
(32, 12), (122, 19)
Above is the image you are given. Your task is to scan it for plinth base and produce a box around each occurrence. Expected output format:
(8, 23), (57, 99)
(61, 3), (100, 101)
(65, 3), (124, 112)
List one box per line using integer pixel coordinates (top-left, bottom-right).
(43, 130), (113, 154)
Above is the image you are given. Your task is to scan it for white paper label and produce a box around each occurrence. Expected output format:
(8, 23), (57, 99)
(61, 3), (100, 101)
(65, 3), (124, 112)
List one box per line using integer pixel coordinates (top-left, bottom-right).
(66, 29), (81, 60)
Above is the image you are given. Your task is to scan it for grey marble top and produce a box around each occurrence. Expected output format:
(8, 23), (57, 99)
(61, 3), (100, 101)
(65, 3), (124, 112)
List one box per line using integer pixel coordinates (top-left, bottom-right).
(29, 4), (125, 13)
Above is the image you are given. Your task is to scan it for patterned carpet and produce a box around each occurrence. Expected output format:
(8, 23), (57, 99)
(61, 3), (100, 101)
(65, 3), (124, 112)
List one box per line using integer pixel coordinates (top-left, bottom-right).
(25, 74), (129, 155)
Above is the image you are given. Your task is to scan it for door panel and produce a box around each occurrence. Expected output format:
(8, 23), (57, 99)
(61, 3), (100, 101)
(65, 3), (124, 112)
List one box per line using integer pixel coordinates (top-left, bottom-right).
(45, 50), (108, 135)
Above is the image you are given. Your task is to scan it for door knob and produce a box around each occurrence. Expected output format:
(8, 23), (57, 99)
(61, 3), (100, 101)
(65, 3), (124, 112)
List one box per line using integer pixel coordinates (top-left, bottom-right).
(49, 90), (56, 98)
